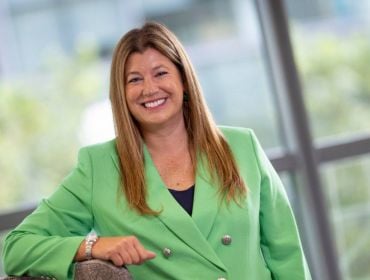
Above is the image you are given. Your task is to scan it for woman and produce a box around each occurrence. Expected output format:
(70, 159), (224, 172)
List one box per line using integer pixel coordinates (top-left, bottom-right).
(3, 22), (311, 279)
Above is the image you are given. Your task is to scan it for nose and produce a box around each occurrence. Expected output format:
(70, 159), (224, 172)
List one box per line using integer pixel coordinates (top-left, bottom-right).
(142, 77), (159, 96)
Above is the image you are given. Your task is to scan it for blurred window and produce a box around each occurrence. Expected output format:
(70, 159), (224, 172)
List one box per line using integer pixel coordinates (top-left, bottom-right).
(321, 156), (370, 279)
(284, 0), (370, 278)
(0, 0), (281, 210)
(284, 0), (370, 139)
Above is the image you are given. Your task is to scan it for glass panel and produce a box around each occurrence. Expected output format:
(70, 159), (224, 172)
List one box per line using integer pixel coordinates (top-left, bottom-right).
(11, 6), (60, 72)
(0, 2), (111, 211)
(278, 171), (306, 237)
(277, 171), (314, 275)
(146, 0), (281, 147)
(321, 156), (370, 279)
(284, 0), (370, 139)
(279, 172), (297, 206)
(0, 1), (281, 215)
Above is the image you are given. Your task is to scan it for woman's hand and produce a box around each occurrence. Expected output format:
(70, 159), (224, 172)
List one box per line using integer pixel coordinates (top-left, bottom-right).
(75, 236), (156, 266)
(93, 236), (156, 266)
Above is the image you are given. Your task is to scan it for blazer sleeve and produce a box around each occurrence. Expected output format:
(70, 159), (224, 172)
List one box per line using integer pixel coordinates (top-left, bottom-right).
(250, 131), (312, 280)
(2, 147), (94, 280)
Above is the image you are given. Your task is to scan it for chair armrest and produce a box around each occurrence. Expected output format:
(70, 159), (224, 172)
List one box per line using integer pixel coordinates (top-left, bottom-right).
(74, 259), (133, 280)
(0, 259), (133, 280)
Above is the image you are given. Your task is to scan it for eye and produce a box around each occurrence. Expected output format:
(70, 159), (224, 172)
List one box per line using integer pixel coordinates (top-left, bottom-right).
(127, 76), (142, 84)
(156, 71), (168, 77)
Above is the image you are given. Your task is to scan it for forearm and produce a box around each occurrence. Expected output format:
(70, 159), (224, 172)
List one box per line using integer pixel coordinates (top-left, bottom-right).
(3, 231), (84, 279)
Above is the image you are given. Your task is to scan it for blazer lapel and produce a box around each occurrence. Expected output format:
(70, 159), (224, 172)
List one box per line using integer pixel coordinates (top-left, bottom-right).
(110, 146), (226, 271)
(144, 146), (226, 271)
(191, 154), (221, 240)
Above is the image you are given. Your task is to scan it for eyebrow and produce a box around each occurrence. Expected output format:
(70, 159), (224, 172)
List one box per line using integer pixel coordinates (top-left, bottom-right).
(126, 64), (169, 77)
(126, 71), (141, 77)
(152, 64), (169, 71)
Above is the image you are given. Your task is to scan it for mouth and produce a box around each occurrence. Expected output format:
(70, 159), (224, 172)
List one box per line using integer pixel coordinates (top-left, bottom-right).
(142, 98), (167, 109)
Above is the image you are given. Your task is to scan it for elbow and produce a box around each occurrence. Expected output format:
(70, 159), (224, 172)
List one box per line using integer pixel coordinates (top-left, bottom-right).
(2, 240), (12, 275)
(2, 232), (25, 276)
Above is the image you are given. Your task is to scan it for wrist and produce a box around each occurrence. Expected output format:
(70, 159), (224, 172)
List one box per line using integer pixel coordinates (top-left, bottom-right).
(85, 232), (98, 260)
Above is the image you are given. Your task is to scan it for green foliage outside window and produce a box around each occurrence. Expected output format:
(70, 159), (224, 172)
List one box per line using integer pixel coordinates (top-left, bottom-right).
(295, 33), (370, 138)
(295, 33), (370, 279)
(0, 46), (104, 210)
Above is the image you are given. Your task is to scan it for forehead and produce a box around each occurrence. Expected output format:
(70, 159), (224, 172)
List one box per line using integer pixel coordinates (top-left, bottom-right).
(125, 48), (174, 72)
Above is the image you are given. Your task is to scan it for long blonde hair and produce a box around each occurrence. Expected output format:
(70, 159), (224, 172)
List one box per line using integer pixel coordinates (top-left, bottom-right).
(110, 22), (246, 214)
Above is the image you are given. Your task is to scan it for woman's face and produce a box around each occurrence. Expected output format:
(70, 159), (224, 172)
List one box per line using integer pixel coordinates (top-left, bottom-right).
(124, 48), (185, 131)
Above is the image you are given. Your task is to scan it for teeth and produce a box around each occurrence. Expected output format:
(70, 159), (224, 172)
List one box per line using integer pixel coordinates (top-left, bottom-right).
(144, 98), (165, 108)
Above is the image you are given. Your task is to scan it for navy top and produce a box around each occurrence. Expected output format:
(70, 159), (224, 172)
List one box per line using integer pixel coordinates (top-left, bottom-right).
(168, 185), (195, 215)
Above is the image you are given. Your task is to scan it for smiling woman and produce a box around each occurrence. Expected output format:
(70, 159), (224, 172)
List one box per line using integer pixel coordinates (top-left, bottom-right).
(124, 48), (185, 132)
(2, 22), (311, 280)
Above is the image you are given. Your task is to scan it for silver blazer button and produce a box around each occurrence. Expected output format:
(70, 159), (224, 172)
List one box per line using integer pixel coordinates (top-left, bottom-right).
(163, 247), (172, 258)
(221, 234), (232, 245)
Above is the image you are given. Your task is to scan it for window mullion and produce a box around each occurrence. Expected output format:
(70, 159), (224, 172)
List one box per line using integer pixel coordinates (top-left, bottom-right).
(254, 0), (342, 279)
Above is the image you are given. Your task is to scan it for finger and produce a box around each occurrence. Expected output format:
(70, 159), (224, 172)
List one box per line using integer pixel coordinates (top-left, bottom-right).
(133, 244), (147, 264)
(119, 249), (133, 265)
(110, 253), (124, 267)
(124, 241), (141, 264)
(145, 250), (156, 259)
(132, 241), (156, 263)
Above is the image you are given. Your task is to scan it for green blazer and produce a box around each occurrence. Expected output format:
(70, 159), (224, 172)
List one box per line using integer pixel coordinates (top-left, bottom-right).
(3, 127), (311, 280)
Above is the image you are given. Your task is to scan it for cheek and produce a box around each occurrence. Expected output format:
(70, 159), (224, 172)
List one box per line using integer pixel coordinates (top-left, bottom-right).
(126, 100), (139, 116)
(124, 91), (138, 114)
(126, 101), (140, 121)
(166, 81), (184, 96)
(125, 88), (138, 104)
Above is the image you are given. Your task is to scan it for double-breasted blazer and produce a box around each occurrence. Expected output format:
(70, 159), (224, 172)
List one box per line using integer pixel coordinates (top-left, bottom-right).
(3, 127), (311, 279)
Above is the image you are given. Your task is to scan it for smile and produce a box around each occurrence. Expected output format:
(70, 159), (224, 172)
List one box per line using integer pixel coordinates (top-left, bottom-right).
(143, 98), (166, 108)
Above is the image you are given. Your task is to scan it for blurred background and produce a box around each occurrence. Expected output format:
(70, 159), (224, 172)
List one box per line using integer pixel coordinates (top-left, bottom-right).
(0, 0), (369, 279)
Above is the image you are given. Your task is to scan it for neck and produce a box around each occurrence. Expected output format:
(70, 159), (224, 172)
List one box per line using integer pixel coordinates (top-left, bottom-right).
(141, 118), (189, 155)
